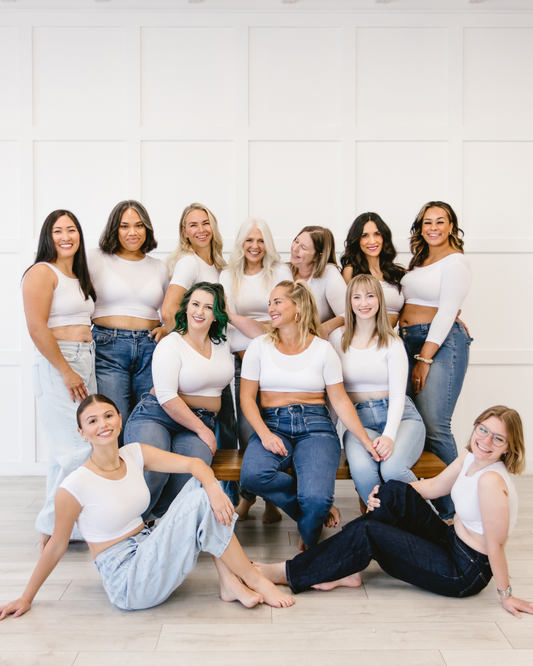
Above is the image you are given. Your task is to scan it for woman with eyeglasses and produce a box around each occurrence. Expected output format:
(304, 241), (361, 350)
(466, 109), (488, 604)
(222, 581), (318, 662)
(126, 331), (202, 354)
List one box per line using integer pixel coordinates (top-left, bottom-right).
(255, 405), (533, 619)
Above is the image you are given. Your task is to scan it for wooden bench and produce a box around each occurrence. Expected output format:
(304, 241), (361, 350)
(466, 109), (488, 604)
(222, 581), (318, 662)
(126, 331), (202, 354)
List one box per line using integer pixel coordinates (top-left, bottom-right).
(212, 449), (446, 513)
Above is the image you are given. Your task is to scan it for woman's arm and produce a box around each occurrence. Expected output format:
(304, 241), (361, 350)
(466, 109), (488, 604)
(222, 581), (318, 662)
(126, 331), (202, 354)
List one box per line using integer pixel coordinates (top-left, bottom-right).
(161, 284), (187, 332)
(341, 266), (353, 285)
(227, 311), (266, 340)
(240, 378), (288, 456)
(409, 451), (467, 500)
(140, 444), (234, 525)
(22, 265), (88, 402)
(0, 489), (80, 620)
(161, 396), (217, 455)
(479, 472), (533, 618)
(319, 316), (345, 340)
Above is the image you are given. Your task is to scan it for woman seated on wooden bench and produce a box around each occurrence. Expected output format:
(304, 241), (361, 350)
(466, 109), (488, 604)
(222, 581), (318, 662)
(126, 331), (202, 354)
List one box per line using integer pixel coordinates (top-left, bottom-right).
(255, 405), (533, 618)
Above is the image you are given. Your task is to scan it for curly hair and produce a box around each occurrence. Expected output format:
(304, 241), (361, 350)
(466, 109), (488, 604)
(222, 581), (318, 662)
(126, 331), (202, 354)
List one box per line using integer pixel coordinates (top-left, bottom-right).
(289, 226), (338, 279)
(265, 280), (321, 348)
(173, 282), (229, 343)
(409, 201), (464, 270)
(99, 200), (158, 255)
(340, 212), (405, 290)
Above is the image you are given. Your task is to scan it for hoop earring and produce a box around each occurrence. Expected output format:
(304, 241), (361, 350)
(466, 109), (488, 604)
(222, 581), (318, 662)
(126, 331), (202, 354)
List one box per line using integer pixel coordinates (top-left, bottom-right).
(295, 313), (300, 323)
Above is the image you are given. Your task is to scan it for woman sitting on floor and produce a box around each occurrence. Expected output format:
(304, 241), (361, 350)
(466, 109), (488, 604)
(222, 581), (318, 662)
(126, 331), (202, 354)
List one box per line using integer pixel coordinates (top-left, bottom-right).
(255, 405), (533, 618)
(0, 394), (294, 619)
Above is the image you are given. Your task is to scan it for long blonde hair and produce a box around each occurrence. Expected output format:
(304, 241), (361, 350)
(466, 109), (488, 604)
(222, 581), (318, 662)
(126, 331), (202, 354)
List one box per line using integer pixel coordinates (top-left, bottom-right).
(167, 203), (226, 275)
(266, 280), (321, 348)
(226, 218), (282, 303)
(289, 226), (338, 279)
(342, 274), (399, 353)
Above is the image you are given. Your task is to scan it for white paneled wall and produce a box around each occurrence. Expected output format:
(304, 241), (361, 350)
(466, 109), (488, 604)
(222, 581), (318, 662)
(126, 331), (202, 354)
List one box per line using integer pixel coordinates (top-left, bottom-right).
(0, 7), (532, 473)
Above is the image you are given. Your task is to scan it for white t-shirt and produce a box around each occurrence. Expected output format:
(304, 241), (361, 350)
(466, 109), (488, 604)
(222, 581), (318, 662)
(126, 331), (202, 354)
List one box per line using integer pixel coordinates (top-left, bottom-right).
(305, 264), (346, 323)
(329, 328), (408, 440)
(381, 281), (404, 316)
(88, 249), (168, 321)
(170, 253), (220, 290)
(59, 443), (149, 543)
(401, 254), (471, 346)
(152, 332), (235, 404)
(219, 263), (293, 352)
(241, 334), (343, 393)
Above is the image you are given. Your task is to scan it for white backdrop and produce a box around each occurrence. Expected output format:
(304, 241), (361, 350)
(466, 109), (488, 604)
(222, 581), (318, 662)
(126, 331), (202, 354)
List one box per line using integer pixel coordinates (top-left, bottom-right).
(1, 1), (532, 474)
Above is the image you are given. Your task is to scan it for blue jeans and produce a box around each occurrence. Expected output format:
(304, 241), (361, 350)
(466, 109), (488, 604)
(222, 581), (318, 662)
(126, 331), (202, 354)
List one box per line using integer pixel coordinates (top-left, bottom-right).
(92, 324), (157, 445)
(344, 396), (425, 506)
(400, 322), (473, 519)
(33, 341), (97, 538)
(240, 404), (341, 547)
(124, 393), (215, 519)
(286, 480), (492, 597)
(94, 477), (236, 610)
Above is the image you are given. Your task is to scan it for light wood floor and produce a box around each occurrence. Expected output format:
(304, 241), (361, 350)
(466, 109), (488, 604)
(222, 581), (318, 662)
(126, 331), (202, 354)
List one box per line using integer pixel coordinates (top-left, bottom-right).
(0, 476), (532, 666)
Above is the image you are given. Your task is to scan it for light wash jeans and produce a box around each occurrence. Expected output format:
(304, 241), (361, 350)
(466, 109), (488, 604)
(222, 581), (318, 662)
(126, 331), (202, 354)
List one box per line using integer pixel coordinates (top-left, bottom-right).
(33, 340), (97, 538)
(344, 396), (425, 506)
(400, 322), (473, 520)
(94, 477), (237, 610)
(240, 404), (341, 548)
(124, 393), (215, 519)
(92, 324), (157, 446)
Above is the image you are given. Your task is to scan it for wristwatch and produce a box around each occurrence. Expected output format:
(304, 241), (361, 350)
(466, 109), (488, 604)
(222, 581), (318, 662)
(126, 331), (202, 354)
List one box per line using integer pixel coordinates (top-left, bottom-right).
(497, 585), (512, 597)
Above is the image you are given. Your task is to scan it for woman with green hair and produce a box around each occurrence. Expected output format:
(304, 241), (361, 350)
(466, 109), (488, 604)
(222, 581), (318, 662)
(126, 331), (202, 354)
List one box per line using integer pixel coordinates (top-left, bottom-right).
(125, 282), (261, 520)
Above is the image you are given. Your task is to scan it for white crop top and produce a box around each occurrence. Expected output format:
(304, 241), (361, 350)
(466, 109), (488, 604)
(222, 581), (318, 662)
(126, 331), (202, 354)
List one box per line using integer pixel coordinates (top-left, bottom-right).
(152, 332), (235, 405)
(59, 443), (149, 543)
(36, 263), (94, 328)
(451, 452), (517, 536)
(381, 281), (404, 316)
(329, 329), (408, 440)
(170, 253), (220, 290)
(88, 249), (169, 321)
(401, 254), (471, 346)
(305, 264), (346, 323)
(219, 263), (293, 352)
(241, 334), (343, 393)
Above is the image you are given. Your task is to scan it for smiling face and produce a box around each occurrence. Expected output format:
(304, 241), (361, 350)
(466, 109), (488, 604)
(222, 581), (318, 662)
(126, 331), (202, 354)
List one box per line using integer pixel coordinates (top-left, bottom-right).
(421, 206), (453, 249)
(351, 284), (380, 321)
(268, 286), (298, 329)
(470, 416), (509, 465)
(77, 402), (122, 448)
(51, 215), (80, 260)
(243, 226), (266, 268)
(183, 208), (213, 251)
(291, 231), (317, 270)
(186, 289), (216, 332)
(359, 221), (383, 259)
(117, 208), (146, 254)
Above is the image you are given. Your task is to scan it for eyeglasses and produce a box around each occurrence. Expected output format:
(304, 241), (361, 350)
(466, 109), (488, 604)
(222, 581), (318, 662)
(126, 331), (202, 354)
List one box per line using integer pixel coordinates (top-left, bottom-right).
(474, 423), (508, 448)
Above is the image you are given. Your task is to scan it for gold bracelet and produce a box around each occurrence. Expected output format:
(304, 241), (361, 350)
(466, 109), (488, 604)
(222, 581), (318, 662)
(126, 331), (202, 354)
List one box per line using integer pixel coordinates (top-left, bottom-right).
(414, 354), (433, 365)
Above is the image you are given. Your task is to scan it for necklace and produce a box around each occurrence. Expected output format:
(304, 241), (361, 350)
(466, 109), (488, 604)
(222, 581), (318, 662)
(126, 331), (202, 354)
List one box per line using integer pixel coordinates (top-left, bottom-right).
(90, 456), (122, 473)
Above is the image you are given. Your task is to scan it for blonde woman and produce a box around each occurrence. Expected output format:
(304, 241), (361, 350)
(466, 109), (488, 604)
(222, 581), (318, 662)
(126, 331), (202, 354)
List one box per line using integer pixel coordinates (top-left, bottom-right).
(240, 281), (375, 551)
(289, 226), (346, 338)
(330, 275), (425, 505)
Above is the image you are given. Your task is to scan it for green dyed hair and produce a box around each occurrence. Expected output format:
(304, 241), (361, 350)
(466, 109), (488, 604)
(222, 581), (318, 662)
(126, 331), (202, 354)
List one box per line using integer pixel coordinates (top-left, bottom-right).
(173, 281), (229, 343)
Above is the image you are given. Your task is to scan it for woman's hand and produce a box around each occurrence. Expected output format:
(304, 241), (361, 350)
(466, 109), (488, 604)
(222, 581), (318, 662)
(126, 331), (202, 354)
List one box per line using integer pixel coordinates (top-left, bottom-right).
(373, 436), (394, 461)
(0, 596), (32, 621)
(261, 432), (288, 457)
(206, 483), (235, 527)
(411, 361), (430, 394)
(61, 369), (88, 403)
(501, 595), (533, 619)
(366, 485), (381, 512)
(150, 326), (168, 343)
(198, 426), (218, 456)
(364, 442), (381, 462)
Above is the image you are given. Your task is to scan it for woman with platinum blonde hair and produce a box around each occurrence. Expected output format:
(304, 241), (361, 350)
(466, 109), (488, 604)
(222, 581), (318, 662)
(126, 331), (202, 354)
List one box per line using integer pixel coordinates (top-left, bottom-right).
(239, 280), (375, 552)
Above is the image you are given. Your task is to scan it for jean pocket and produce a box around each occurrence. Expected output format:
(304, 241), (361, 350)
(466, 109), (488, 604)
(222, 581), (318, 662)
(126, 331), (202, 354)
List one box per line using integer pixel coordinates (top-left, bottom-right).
(61, 350), (80, 364)
(262, 417), (279, 431)
(94, 333), (112, 346)
(303, 416), (337, 434)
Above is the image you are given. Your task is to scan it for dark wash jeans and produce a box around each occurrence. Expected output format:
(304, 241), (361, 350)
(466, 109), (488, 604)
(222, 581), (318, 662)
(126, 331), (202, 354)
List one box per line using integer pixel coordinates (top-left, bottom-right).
(286, 480), (492, 597)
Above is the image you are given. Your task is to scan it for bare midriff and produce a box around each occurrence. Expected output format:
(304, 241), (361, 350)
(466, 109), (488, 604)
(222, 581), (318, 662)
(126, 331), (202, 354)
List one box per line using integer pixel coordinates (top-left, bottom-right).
(388, 314), (399, 328)
(453, 515), (503, 557)
(149, 387), (220, 413)
(51, 325), (93, 343)
(347, 390), (389, 404)
(399, 304), (438, 328)
(87, 523), (145, 559)
(259, 391), (326, 408)
(93, 316), (160, 331)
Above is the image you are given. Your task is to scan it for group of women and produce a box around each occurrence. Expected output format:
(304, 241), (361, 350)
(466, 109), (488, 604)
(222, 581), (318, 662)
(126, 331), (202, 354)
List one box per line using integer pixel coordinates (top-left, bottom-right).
(0, 198), (531, 621)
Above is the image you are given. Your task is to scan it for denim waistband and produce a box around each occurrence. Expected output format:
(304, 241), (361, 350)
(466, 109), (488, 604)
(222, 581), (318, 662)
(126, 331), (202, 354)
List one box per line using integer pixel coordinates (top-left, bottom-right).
(355, 397), (390, 410)
(140, 392), (217, 418)
(261, 404), (329, 417)
(400, 321), (464, 338)
(52, 339), (95, 352)
(92, 323), (160, 338)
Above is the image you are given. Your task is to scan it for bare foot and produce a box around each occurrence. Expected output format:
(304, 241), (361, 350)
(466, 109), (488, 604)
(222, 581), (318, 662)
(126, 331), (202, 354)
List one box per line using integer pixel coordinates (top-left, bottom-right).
(40, 533), (51, 554)
(262, 502), (282, 524)
(235, 497), (256, 521)
(324, 504), (341, 528)
(214, 557), (263, 608)
(253, 561), (288, 586)
(298, 536), (308, 553)
(312, 573), (362, 591)
(244, 570), (295, 608)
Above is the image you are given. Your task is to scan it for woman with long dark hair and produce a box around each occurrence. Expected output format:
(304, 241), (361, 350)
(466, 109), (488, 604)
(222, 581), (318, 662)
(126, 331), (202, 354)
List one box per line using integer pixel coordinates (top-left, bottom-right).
(22, 210), (96, 551)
